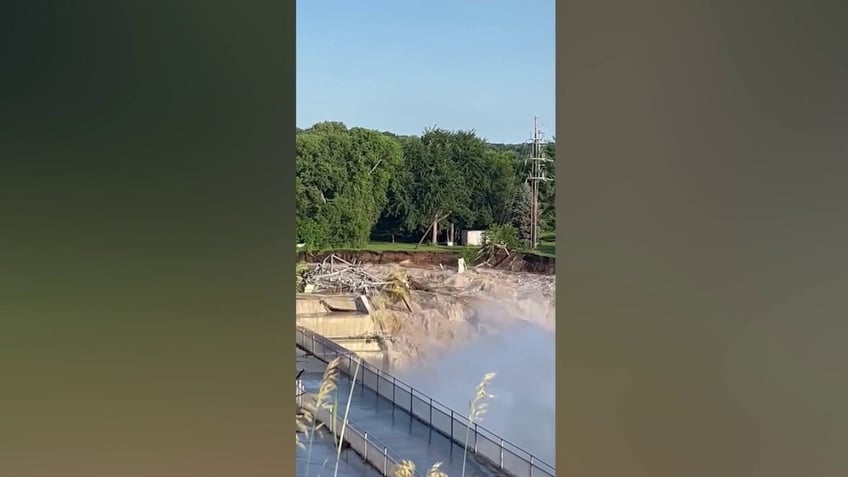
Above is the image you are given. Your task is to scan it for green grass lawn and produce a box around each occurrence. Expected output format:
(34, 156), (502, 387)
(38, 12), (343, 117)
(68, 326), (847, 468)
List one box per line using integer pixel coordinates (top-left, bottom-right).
(298, 235), (556, 258)
(536, 230), (556, 257)
(534, 242), (555, 257)
(297, 241), (472, 254)
(350, 241), (466, 252)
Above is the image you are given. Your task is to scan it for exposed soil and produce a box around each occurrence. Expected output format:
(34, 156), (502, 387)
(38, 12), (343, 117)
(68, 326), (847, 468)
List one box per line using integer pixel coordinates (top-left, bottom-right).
(298, 249), (555, 275)
(351, 264), (556, 370)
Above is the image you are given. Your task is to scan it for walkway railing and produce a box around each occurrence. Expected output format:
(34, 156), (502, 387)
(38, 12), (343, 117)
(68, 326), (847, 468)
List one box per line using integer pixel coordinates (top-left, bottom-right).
(296, 378), (304, 396)
(296, 325), (556, 477)
(300, 394), (417, 477)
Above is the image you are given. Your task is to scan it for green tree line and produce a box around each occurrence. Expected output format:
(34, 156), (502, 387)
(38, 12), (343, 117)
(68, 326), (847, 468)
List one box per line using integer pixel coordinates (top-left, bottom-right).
(296, 121), (555, 249)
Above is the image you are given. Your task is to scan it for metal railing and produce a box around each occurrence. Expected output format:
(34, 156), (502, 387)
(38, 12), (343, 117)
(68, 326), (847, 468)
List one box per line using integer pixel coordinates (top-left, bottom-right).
(296, 325), (556, 477)
(296, 379), (305, 406)
(300, 395), (416, 477)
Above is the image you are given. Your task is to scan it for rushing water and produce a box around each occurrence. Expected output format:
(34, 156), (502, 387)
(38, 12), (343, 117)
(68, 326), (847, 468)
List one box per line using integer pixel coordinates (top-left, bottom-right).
(394, 318), (556, 466)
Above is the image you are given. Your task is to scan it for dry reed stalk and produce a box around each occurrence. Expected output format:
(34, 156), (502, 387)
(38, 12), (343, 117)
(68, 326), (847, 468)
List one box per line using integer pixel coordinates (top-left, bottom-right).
(296, 414), (309, 450)
(393, 460), (417, 477)
(332, 356), (362, 477)
(297, 358), (494, 477)
(391, 455), (448, 476)
(303, 357), (341, 477)
(426, 462), (448, 477)
(335, 453), (449, 477)
(461, 372), (497, 477)
(315, 357), (341, 410)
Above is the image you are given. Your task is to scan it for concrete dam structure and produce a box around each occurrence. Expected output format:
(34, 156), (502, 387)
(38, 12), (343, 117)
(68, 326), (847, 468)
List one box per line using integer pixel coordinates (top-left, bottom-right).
(295, 293), (386, 366)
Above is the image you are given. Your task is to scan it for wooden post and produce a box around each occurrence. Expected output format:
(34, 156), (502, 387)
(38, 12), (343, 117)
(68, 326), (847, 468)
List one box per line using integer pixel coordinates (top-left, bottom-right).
(416, 220), (435, 248)
(431, 214), (438, 246)
(417, 211), (449, 248)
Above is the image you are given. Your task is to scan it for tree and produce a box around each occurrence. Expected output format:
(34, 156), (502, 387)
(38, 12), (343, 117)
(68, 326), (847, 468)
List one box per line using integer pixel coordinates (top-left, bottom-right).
(539, 139), (556, 231)
(485, 149), (519, 228)
(295, 122), (403, 249)
(511, 181), (533, 247)
(403, 130), (467, 245)
(296, 121), (554, 249)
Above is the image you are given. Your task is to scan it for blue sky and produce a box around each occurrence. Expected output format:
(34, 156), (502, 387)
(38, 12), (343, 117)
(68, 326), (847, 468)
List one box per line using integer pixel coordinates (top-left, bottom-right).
(296, 0), (555, 144)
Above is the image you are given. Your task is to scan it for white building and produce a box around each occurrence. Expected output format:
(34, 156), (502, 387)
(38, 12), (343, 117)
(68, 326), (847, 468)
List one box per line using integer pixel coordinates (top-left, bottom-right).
(461, 230), (485, 246)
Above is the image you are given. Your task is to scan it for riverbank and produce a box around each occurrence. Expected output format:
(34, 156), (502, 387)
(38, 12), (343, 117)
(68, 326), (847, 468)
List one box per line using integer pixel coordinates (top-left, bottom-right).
(297, 248), (555, 275)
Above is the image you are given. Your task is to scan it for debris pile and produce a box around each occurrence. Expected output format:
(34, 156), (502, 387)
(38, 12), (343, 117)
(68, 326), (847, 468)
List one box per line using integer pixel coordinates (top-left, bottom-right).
(303, 254), (407, 296)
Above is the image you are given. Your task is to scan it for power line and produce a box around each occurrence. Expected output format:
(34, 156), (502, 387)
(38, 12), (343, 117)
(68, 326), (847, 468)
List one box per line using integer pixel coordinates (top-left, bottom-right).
(527, 117), (552, 249)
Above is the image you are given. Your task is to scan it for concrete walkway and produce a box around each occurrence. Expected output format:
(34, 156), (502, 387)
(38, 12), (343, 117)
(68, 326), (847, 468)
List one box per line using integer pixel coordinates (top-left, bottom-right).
(300, 359), (497, 477)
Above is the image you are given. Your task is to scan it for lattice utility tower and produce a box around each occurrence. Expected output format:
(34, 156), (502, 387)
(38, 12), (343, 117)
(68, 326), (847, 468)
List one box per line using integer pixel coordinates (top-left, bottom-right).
(527, 117), (552, 249)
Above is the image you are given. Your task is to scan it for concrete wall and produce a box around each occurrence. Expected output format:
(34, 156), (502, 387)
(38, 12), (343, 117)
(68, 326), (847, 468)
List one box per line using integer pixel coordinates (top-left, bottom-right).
(296, 297), (328, 315)
(296, 293), (383, 365)
(296, 295), (371, 314)
(296, 314), (377, 338)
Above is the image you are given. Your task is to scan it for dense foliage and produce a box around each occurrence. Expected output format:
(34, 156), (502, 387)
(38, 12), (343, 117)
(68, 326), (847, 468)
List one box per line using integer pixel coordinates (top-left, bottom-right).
(296, 121), (555, 249)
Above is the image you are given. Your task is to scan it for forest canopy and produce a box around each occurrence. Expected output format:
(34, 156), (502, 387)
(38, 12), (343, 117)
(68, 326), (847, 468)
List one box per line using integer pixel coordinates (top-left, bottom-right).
(296, 121), (555, 250)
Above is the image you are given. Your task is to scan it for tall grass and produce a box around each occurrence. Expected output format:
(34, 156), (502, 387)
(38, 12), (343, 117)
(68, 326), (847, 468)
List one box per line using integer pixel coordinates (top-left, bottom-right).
(393, 460), (449, 477)
(332, 357), (362, 477)
(301, 357), (340, 477)
(296, 357), (497, 477)
(460, 372), (496, 477)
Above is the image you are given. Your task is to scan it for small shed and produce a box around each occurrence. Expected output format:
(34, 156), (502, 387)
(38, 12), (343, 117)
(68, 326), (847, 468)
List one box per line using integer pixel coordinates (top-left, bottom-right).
(461, 230), (485, 246)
